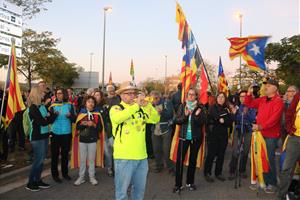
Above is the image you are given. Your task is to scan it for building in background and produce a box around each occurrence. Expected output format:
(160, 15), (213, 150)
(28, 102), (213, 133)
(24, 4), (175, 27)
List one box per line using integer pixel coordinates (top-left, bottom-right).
(72, 71), (99, 91)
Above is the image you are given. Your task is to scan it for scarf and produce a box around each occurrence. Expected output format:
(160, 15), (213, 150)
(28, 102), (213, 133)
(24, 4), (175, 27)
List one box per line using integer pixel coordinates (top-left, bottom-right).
(186, 100), (197, 140)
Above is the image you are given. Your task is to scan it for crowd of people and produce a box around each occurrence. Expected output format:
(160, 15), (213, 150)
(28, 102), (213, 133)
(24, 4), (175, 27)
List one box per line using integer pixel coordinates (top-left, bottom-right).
(0, 79), (299, 200)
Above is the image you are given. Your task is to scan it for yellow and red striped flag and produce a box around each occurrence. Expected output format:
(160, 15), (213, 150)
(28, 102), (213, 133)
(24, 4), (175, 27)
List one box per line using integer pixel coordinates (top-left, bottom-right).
(5, 42), (26, 126)
(175, 2), (186, 41)
(130, 59), (134, 82)
(217, 57), (229, 96)
(250, 131), (270, 188)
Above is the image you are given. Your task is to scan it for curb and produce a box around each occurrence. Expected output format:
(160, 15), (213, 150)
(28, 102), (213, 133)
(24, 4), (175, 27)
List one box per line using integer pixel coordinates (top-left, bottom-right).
(0, 160), (51, 189)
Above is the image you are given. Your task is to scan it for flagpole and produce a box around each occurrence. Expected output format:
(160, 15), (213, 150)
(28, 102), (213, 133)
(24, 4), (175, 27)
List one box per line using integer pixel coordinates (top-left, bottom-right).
(238, 13), (243, 89)
(0, 40), (14, 128)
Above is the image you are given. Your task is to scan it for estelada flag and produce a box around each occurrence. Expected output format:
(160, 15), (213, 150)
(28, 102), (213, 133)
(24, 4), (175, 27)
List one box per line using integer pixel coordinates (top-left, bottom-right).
(70, 111), (105, 169)
(250, 131), (270, 188)
(5, 42), (26, 126)
(217, 57), (229, 96)
(228, 36), (269, 71)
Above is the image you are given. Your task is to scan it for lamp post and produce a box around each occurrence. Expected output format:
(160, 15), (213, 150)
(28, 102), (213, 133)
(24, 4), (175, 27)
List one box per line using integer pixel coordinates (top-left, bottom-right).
(88, 52), (94, 88)
(164, 55), (168, 95)
(101, 6), (112, 92)
(235, 12), (243, 89)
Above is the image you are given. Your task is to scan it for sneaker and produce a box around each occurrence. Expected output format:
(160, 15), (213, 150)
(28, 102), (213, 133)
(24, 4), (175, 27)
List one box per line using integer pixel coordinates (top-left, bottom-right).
(74, 177), (85, 186)
(264, 185), (276, 194)
(216, 175), (226, 182)
(107, 168), (114, 177)
(186, 184), (197, 191)
(36, 181), (50, 189)
(173, 186), (184, 193)
(25, 183), (40, 192)
(249, 184), (258, 191)
(89, 177), (98, 186)
(284, 192), (297, 200)
(204, 175), (214, 183)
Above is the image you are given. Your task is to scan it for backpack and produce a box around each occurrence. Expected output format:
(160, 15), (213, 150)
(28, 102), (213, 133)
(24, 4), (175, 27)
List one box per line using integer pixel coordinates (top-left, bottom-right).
(23, 108), (33, 141)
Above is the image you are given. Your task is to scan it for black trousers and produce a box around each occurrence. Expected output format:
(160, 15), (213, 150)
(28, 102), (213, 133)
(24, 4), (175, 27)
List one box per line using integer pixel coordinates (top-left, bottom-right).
(8, 111), (25, 149)
(51, 134), (71, 177)
(0, 127), (8, 161)
(204, 134), (228, 176)
(175, 139), (201, 187)
(146, 124), (154, 157)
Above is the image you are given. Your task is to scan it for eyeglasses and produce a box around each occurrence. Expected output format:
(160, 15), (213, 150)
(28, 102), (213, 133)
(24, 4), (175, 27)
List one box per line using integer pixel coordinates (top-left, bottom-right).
(123, 92), (136, 96)
(239, 95), (246, 98)
(188, 93), (196, 96)
(287, 90), (296, 93)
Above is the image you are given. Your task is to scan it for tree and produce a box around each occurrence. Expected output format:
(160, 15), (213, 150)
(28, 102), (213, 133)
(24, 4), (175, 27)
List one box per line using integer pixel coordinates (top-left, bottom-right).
(0, 55), (9, 69)
(14, 29), (79, 89)
(8, 0), (52, 19)
(17, 29), (59, 88)
(265, 35), (300, 88)
(140, 78), (165, 94)
(37, 50), (79, 88)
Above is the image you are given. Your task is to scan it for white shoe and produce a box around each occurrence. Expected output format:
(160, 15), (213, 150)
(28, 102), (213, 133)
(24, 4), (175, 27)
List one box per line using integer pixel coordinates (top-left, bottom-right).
(90, 177), (98, 186)
(74, 177), (85, 186)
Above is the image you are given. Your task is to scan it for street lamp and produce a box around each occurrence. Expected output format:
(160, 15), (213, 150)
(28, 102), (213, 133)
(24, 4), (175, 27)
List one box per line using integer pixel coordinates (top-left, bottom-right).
(235, 11), (243, 89)
(101, 6), (112, 92)
(88, 52), (93, 88)
(164, 55), (168, 95)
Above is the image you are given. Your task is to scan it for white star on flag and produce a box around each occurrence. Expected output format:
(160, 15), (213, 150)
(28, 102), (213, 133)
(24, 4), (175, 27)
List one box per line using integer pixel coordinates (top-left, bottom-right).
(250, 44), (261, 55)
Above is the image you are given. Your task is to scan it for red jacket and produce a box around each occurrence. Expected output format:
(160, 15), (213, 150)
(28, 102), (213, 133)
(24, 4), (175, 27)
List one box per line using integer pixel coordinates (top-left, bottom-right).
(244, 94), (284, 138)
(286, 92), (300, 135)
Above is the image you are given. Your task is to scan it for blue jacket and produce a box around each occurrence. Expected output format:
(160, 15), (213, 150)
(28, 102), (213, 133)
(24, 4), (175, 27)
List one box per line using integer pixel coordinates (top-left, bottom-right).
(50, 102), (76, 135)
(39, 105), (50, 134)
(235, 104), (256, 133)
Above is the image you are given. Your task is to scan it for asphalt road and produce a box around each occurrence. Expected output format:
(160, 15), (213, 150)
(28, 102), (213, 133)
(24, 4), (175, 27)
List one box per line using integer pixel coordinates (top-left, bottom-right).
(1, 149), (276, 200)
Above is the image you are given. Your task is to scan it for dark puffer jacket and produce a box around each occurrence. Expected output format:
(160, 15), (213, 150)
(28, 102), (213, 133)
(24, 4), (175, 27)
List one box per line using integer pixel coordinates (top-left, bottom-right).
(175, 103), (207, 141)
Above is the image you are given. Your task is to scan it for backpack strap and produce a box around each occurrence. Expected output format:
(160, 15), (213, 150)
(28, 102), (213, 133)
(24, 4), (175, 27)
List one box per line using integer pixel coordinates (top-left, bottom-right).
(114, 104), (149, 143)
(115, 104), (125, 143)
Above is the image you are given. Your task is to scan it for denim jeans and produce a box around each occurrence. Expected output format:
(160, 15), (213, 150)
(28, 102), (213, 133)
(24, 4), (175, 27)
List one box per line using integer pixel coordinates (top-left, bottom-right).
(28, 138), (48, 184)
(104, 137), (114, 169)
(263, 137), (278, 186)
(114, 159), (148, 200)
(152, 129), (174, 170)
